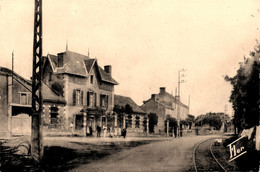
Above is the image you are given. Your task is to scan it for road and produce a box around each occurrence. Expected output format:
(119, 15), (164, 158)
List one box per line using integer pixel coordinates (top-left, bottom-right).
(71, 135), (220, 172)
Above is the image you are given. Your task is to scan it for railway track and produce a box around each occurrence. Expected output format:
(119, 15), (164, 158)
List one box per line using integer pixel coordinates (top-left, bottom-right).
(193, 138), (227, 172)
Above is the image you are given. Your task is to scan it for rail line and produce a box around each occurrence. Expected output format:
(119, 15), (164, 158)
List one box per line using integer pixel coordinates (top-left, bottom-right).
(193, 137), (227, 172)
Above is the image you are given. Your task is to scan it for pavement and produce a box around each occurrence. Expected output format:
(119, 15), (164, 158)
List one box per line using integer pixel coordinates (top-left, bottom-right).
(70, 135), (222, 172)
(45, 136), (169, 145)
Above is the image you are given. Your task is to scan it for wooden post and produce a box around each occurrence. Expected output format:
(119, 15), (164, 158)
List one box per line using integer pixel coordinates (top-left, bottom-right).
(7, 76), (12, 137)
(123, 114), (126, 129)
(166, 119), (169, 137)
(146, 118), (149, 136)
(114, 113), (117, 136)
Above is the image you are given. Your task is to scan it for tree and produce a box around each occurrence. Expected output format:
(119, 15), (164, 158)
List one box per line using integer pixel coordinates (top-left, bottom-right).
(113, 104), (133, 128)
(148, 113), (158, 133)
(186, 114), (195, 129)
(194, 113), (223, 130)
(225, 43), (260, 133)
(164, 116), (177, 133)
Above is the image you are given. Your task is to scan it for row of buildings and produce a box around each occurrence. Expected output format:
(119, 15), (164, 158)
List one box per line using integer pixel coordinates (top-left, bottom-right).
(0, 50), (189, 137)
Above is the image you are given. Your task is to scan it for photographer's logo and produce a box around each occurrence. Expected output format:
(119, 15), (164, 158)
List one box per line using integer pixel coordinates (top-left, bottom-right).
(227, 135), (247, 162)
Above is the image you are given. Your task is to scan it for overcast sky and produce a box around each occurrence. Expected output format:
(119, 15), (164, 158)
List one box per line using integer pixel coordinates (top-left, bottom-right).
(0, 0), (259, 117)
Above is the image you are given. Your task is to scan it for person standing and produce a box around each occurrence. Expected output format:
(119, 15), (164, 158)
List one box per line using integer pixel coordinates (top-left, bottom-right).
(103, 125), (107, 137)
(70, 122), (74, 138)
(96, 125), (101, 137)
(122, 128), (127, 138)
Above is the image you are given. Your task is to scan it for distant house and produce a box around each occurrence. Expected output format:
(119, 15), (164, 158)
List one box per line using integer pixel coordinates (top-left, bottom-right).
(0, 67), (65, 137)
(114, 94), (147, 136)
(42, 50), (118, 136)
(141, 87), (189, 134)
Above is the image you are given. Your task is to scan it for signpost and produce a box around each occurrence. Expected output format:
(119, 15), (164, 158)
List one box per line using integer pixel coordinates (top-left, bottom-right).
(227, 135), (248, 162)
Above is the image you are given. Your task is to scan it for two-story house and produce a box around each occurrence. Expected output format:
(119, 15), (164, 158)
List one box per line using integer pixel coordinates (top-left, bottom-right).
(141, 87), (189, 134)
(42, 50), (118, 136)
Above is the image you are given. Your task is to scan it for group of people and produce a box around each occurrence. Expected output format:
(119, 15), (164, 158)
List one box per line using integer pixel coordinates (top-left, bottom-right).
(69, 121), (127, 138)
(96, 125), (127, 138)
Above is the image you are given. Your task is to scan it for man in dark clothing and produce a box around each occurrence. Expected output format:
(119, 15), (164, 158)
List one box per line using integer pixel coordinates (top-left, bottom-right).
(122, 128), (127, 138)
(96, 125), (101, 137)
(89, 126), (92, 136)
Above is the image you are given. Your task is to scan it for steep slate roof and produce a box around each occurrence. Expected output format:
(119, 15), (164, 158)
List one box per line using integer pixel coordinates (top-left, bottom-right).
(42, 83), (66, 104)
(85, 59), (96, 73)
(114, 94), (145, 114)
(0, 67), (66, 104)
(98, 66), (118, 85)
(47, 51), (118, 85)
(141, 99), (173, 111)
(143, 91), (188, 109)
(0, 67), (32, 91)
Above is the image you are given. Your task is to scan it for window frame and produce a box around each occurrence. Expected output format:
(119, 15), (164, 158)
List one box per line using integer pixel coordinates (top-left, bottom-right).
(19, 92), (29, 105)
(50, 106), (59, 128)
(90, 75), (94, 84)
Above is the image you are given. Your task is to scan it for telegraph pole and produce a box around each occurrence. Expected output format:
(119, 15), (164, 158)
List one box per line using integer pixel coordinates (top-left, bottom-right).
(223, 105), (228, 133)
(177, 70), (181, 137)
(177, 69), (186, 137)
(31, 0), (43, 161)
(12, 51), (14, 85)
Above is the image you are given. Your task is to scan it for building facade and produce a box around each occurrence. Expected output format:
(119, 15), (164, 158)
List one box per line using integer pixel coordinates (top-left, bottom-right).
(0, 67), (66, 137)
(141, 87), (189, 134)
(42, 50), (118, 136)
(114, 95), (148, 136)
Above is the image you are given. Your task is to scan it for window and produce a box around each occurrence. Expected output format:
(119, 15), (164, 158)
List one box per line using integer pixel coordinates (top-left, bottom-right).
(75, 115), (83, 130)
(90, 75), (94, 84)
(73, 89), (83, 106)
(19, 92), (29, 105)
(50, 107), (59, 128)
(87, 91), (96, 108)
(100, 94), (108, 109)
(126, 114), (132, 128)
(135, 116), (140, 128)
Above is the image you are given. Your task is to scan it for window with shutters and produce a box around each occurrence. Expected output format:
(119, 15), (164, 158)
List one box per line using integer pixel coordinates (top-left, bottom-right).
(87, 91), (96, 108)
(73, 89), (83, 106)
(100, 94), (108, 109)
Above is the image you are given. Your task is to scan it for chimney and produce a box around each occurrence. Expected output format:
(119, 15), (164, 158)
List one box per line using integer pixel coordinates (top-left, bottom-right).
(160, 87), (166, 94)
(104, 65), (112, 76)
(151, 94), (156, 101)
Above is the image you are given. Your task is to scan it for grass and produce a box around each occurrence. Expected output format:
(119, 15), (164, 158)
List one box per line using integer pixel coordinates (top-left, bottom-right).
(0, 137), (159, 172)
(212, 135), (259, 171)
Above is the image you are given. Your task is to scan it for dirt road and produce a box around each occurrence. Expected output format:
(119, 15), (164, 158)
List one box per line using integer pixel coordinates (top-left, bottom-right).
(71, 135), (220, 172)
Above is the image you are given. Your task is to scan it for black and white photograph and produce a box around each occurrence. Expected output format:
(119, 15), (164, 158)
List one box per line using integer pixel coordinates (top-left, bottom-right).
(0, 0), (259, 171)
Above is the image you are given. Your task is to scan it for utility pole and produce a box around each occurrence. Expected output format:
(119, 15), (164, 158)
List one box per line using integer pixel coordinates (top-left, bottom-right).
(177, 69), (186, 137)
(188, 94), (190, 114)
(12, 51), (14, 85)
(223, 105), (228, 133)
(31, 0), (43, 161)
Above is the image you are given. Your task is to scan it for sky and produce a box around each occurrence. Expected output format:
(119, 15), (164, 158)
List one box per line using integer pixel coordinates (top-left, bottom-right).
(0, 0), (260, 117)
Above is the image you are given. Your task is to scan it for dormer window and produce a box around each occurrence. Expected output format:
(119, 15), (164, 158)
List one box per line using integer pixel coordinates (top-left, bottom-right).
(19, 92), (29, 105)
(90, 75), (94, 84)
